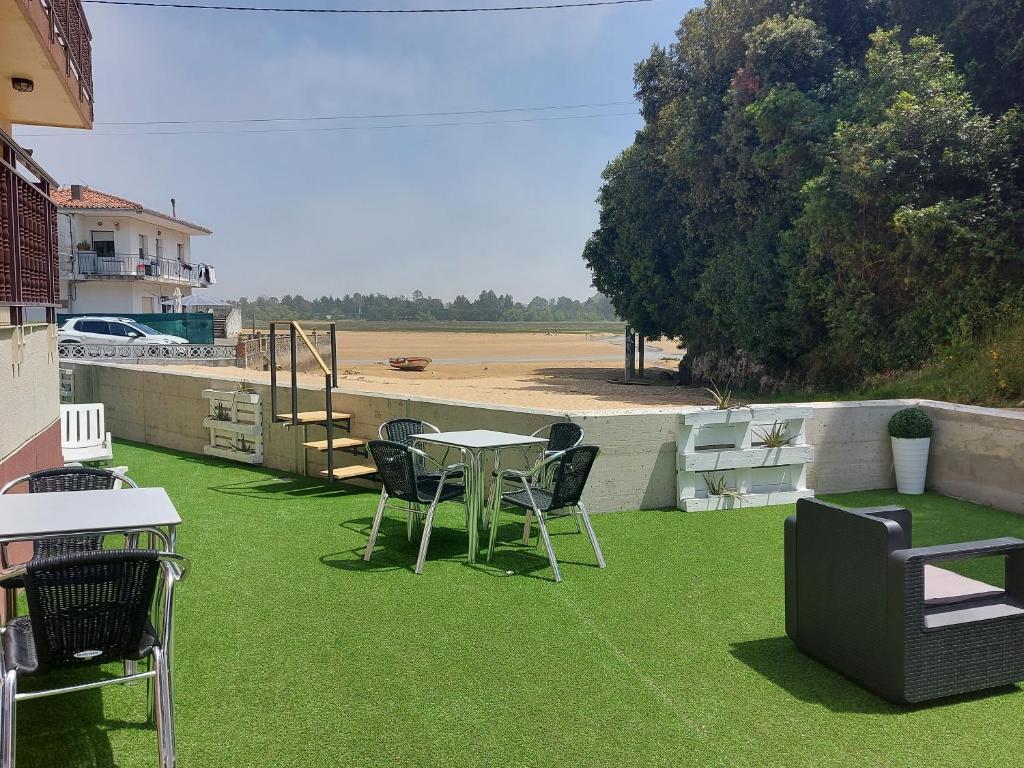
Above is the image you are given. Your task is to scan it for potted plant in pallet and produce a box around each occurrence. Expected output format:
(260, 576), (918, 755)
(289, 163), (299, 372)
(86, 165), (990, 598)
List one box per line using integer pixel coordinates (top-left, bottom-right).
(888, 406), (932, 494)
(701, 473), (747, 510)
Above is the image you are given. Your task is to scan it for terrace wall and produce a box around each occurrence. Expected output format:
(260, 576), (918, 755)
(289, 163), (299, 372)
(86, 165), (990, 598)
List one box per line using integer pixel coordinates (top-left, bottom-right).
(923, 401), (1024, 515)
(63, 362), (1024, 514)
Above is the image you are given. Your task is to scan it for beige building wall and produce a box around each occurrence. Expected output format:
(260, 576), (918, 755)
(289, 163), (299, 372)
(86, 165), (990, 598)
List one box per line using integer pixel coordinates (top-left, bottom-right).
(0, 324), (60, 458)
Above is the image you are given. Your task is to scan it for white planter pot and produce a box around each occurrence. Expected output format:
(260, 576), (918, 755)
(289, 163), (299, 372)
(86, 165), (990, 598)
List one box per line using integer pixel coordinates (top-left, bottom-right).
(891, 436), (930, 494)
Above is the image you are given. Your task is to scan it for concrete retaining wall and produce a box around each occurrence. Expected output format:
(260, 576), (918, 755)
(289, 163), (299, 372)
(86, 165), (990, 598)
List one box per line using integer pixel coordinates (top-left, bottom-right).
(923, 401), (1024, 515)
(65, 362), (1024, 514)
(66, 362), (680, 512)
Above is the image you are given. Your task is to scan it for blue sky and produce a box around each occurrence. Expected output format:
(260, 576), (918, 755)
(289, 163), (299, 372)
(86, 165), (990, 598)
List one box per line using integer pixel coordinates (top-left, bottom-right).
(18, 0), (694, 301)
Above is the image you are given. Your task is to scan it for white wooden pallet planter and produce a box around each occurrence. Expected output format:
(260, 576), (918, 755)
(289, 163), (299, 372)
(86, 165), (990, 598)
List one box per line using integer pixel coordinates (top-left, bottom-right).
(202, 389), (264, 464)
(677, 405), (814, 511)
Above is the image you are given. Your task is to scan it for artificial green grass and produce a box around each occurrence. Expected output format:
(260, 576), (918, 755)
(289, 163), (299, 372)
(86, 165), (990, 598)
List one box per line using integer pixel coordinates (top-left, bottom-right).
(16, 441), (1024, 767)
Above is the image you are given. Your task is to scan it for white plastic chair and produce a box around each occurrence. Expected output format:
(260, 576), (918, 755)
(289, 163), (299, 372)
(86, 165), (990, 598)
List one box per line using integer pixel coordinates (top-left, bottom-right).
(60, 404), (113, 465)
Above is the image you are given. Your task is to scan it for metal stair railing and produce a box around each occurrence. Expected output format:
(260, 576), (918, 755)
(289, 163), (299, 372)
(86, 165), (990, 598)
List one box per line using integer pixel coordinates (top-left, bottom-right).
(269, 321), (340, 480)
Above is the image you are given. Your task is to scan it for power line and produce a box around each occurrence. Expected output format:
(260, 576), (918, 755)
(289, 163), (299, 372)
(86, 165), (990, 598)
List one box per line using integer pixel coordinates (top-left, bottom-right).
(21, 110), (636, 137)
(97, 100), (636, 126)
(82, 0), (655, 13)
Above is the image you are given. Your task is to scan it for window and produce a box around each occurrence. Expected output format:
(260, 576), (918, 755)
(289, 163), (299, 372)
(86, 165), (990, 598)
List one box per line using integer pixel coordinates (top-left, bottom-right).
(125, 321), (159, 335)
(177, 243), (184, 260)
(155, 237), (163, 259)
(78, 320), (109, 335)
(138, 234), (148, 258)
(90, 231), (115, 257)
(107, 322), (133, 337)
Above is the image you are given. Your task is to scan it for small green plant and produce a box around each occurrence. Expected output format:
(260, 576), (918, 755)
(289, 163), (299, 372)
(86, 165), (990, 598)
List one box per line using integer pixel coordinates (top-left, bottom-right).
(703, 381), (739, 410)
(211, 402), (231, 421)
(702, 473), (746, 500)
(755, 421), (794, 448)
(236, 435), (254, 453)
(234, 379), (255, 394)
(888, 407), (932, 439)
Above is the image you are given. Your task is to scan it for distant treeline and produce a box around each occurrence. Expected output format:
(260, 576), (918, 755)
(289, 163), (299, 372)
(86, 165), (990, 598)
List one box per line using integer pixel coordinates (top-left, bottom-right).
(232, 291), (619, 323)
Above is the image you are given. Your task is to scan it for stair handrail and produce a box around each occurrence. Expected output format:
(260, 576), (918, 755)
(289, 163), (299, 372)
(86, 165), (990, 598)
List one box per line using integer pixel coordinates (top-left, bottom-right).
(292, 322), (331, 377)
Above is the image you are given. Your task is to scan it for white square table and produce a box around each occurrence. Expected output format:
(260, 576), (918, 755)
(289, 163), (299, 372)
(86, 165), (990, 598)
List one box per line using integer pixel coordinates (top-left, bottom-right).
(0, 487), (181, 551)
(412, 430), (546, 563)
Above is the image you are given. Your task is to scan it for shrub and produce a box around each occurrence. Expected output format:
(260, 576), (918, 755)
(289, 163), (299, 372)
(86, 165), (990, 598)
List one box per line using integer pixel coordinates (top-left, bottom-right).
(888, 407), (932, 439)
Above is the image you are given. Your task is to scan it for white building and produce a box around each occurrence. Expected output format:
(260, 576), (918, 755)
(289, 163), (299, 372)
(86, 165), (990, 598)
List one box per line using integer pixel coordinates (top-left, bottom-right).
(54, 184), (216, 314)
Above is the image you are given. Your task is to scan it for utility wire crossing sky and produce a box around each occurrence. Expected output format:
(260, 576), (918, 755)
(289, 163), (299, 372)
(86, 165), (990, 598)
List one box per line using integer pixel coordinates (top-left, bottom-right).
(82, 0), (657, 14)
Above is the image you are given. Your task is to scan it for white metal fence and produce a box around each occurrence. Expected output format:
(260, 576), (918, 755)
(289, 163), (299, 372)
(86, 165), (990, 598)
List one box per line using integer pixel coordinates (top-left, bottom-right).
(59, 343), (236, 363)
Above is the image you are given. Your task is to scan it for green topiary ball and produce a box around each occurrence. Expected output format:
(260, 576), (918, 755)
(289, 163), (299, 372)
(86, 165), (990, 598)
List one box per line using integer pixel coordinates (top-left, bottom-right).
(888, 407), (933, 439)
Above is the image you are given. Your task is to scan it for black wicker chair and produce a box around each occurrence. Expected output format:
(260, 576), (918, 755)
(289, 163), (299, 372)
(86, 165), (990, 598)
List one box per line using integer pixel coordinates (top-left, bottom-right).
(0, 549), (188, 767)
(488, 445), (605, 582)
(378, 418), (461, 481)
(785, 498), (1024, 703)
(0, 468), (139, 590)
(536, 422), (584, 455)
(377, 419), (463, 541)
(365, 441), (467, 575)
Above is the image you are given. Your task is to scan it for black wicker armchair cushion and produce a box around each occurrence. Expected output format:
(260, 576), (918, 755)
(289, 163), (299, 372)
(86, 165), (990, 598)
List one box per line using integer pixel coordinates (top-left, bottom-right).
(924, 564), (1003, 606)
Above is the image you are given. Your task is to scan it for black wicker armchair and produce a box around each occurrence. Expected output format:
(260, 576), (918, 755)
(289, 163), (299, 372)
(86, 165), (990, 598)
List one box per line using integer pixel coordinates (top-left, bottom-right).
(785, 498), (1024, 703)
(365, 441), (467, 574)
(0, 549), (188, 768)
(488, 445), (605, 583)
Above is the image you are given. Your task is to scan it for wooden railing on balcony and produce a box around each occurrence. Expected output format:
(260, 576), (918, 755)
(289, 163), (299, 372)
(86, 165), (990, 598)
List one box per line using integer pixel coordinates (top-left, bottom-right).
(34, 0), (95, 121)
(0, 129), (59, 323)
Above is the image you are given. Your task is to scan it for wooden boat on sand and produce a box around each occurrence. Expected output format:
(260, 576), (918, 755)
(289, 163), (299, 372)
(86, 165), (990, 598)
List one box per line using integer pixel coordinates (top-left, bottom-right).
(389, 356), (432, 372)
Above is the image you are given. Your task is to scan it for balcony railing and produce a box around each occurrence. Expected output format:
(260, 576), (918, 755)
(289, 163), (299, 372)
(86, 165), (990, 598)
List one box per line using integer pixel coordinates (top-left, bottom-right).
(71, 252), (213, 287)
(0, 130), (59, 321)
(35, 0), (95, 121)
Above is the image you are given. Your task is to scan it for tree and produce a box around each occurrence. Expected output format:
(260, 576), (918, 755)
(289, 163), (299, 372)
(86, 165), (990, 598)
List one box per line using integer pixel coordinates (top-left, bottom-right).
(584, 0), (1024, 386)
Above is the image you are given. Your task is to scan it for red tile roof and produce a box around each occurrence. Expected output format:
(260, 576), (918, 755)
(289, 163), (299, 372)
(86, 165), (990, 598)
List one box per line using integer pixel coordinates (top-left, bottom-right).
(51, 186), (141, 210)
(50, 186), (212, 234)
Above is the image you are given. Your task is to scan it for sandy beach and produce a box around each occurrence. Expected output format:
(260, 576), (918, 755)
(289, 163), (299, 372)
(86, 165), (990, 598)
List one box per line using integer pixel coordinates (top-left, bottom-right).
(206, 330), (714, 410)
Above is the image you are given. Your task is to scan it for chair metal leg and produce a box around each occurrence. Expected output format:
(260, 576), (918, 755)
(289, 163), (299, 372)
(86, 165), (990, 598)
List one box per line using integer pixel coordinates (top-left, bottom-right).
(147, 655), (156, 725)
(406, 504), (422, 542)
(364, 490), (389, 562)
(533, 511), (561, 582)
(124, 659), (139, 685)
(152, 646), (176, 768)
(1, 590), (15, 624)
(521, 510), (533, 545)
(414, 501), (438, 575)
(577, 502), (606, 569)
(487, 498), (502, 562)
(1, 668), (16, 768)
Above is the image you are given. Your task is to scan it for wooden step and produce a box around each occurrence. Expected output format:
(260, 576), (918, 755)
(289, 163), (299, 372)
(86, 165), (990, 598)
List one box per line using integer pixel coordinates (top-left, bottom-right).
(302, 437), (367, 452)
(276, 410), (351, 425)
(319, 464), (378, 481)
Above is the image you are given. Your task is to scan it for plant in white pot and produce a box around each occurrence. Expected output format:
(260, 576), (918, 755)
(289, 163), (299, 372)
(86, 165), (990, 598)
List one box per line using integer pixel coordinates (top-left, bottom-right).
(888, 407), (932, 494)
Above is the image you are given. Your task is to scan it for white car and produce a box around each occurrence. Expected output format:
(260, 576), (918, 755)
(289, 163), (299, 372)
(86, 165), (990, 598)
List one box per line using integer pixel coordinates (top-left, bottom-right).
(58, 317), (189, 345)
